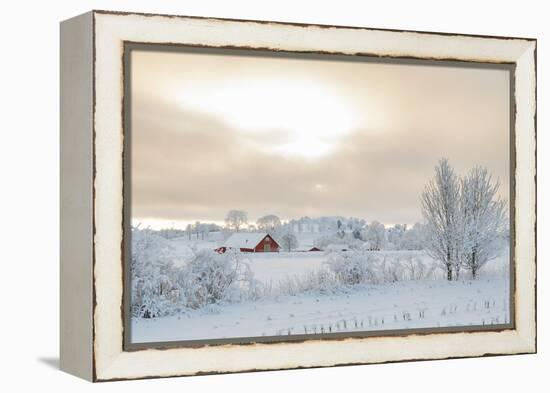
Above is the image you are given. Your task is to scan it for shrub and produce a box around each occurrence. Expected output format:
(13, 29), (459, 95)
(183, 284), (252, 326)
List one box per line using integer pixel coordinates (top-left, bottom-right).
(182, 249), (238, 308)
(326, 251), (377, 285)
(131, 228), (182, 318)
(181, 249), (262, 308)
(277, 269), (340, 295)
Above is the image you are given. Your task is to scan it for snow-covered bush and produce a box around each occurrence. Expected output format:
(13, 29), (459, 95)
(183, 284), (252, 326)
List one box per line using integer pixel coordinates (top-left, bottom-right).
(183, 249), (237, 308)
(180, 249), (262, 308)
(277, 269), (340, 296)
(132, 228), (263, 316)
(377, 255), (403, 282)
(223, 250), (264, 302)
(131, 228), (183, 318)
(325, 250), (438, 286)
(326, 251), (377, 285)
(400, 253), (436, 280)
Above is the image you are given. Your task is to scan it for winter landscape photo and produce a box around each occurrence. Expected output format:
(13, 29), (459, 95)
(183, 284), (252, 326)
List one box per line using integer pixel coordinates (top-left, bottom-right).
(127, 46), (512, 345)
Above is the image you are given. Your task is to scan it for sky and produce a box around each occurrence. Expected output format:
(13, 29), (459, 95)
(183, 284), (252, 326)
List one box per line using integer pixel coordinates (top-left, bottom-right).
(130, 47), (510, 230)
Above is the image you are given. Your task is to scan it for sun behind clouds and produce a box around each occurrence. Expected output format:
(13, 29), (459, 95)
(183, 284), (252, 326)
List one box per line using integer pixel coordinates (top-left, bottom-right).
(176, 77), (361, 159)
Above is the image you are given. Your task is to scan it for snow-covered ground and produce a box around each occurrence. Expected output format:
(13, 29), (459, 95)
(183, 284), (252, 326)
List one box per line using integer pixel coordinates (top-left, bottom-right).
(131, 234), (510, 344)
(246, 252), (326, 283)
(132, 277), (510, 343)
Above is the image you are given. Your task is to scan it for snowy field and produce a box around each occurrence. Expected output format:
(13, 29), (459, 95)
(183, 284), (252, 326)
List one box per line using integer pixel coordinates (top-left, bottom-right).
(132, 277), (510, 343)
(246, 252), (327, 283)
(132, 241), (510, 343)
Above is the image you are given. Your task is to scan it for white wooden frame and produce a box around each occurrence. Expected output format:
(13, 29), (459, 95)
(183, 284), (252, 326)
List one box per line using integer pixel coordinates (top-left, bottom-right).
(60, 10), (536, 382)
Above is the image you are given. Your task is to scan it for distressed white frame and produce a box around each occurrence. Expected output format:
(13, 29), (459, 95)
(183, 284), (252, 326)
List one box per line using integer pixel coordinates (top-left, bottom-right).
(62, 10), (536, 381)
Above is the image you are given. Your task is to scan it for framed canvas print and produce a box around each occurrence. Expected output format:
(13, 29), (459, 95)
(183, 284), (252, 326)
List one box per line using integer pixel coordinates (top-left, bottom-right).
(60, 10), (537, 382)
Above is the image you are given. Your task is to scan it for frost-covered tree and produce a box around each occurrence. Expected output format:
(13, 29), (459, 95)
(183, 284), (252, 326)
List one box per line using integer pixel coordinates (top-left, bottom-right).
(421, 158), (461, 281)
(256, 214), (282, 234)
(224, 210), (248, 232)
(365, 221), (386, 250)
(190, 221), (211, 241)
(280, 232), (299, 252)
(400, 223), (426, 250)
(157, 227), (186, 239)
(131, 228), (180, 318)
(387, 224), (407, 249)
(459, 167), (507, 279)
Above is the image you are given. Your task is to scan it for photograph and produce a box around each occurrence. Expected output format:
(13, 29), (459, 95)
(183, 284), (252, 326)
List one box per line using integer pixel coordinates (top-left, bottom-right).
(126, 45), (513, 345)
(0, 0), (543, 387)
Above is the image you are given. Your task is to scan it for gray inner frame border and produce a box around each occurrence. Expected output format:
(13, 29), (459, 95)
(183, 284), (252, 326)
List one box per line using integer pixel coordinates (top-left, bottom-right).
(122, 42), (516, 351)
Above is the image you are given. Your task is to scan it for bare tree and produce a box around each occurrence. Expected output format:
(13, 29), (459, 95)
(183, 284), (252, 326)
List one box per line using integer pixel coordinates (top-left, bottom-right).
(459, 167), (507, 279)
(280, 233), (299, 252)
(224, 210), (248, 232)
(421, 158), (461, 281)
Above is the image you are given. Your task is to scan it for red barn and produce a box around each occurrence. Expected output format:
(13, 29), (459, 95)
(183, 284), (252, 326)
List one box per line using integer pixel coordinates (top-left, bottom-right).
(220, 233), (280, 253)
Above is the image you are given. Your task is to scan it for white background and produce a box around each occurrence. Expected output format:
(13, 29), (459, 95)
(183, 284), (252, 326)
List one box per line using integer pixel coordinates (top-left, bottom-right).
(0, 0), (545, 391)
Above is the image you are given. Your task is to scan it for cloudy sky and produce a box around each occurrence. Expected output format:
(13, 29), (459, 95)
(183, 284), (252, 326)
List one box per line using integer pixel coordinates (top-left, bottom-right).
(130, 47), (510, 229)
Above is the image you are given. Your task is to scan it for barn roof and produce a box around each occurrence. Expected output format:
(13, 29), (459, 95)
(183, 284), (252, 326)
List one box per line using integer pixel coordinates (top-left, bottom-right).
(224, 233), (272, 249)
